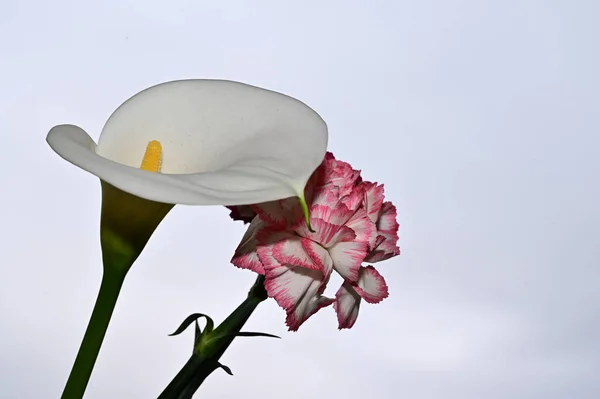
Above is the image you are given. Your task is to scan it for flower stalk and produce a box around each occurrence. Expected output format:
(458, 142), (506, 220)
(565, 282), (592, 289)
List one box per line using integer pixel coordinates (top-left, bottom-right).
(60, 266), (126, 399)
(61, 182), (174, 399)
(158, 275), (270, 399)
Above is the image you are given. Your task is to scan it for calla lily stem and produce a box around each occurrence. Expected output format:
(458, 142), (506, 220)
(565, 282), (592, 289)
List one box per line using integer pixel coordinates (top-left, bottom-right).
(61, 267), (127, 399)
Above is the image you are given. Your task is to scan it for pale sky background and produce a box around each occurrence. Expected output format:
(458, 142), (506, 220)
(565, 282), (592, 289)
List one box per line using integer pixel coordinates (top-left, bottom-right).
(1, 1), (599, 398)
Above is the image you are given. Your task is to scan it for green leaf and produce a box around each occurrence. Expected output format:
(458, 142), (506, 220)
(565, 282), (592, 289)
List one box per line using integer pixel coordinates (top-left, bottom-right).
(218, 363), (234, 376)
(169, 313), (215, 337)
(194, 320), (201, 343)
(218, 331), (281, 339)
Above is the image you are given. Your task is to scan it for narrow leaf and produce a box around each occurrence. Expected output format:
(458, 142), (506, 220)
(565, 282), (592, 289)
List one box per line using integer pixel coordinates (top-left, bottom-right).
(169, 313), (214, 336)
(194, 320), (202, 345)
(219, 331), (281, 339)
(218, 363), (234, 376)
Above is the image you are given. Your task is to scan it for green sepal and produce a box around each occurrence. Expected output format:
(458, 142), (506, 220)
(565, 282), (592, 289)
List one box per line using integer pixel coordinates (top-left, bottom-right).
(217, 363), (233, 376)
(216, 331), (281, 339)
(194, 321), (201, 346)
(169, 313), (214, 337)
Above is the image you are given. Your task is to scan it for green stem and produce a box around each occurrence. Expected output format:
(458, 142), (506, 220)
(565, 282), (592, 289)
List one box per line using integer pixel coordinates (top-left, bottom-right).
(61, 268), (126, 399)
(158, 275), (268, 399)
(179, 295), (265, 397)
(157, 355), (204, 399)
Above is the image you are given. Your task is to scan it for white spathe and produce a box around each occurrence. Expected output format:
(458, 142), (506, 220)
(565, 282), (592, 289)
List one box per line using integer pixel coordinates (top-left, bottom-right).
(47, 79), (328, 205)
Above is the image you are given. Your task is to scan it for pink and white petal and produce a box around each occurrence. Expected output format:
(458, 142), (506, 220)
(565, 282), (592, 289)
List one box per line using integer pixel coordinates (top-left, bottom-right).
(364, 201), (400, 262)
(345, 208), (378, 247)
(364, 235), (401, 262)
(340, 182), (365, 211)
(231, 248), (264, 274)
(321, 158), (361, 196)
(329, 203), (360, 227)
(252, 197), (303, 229)
(333, 282), (361, 329)
(231, 219), (267, 274)
(295, 215), (351, 248)
(329, 225), (357, 248)
(328, 240), (368, 282)
(264, 264), (323, 313)
(308, 205), (361, 247)
(311, 186), (341, 207)
(377, 202), (400, 237)
(286, 295), (335, 331)
(352, 266), (389, 304)
(308, 204), (335, 223)
(362, 182), (385, 223)
(255, 226), (296, 246)
(303, 240), (334, 292)
(272, 236), (321, 270)
(372, 235), (386, 248)
(260, 247), (333, 330)
(302, 239), (333, 274)
(251, 201), (286, 227)
(379, 235), (401, 257)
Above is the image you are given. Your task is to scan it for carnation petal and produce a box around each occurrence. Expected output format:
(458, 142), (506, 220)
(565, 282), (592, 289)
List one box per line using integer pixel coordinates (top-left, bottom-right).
(231, 219), (266, 274)
(378, 201), (400, 236)
(272, 236), (322, 270)
(352, 266), (389, 304)
(260, 246), (333, 331)
(328, 240), (368, 282)
(365, 201), (400, 262)
(333, 282), (361, 329)
(346, 208), (378, 247)
(362, 182), (385, 223)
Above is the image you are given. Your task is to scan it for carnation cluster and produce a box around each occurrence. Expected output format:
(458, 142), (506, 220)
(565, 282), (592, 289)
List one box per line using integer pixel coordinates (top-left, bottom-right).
(230, 153), (400, 330)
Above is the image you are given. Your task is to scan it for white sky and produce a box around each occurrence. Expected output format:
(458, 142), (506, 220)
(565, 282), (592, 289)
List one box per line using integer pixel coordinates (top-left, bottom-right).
(1, 1), (599, 398)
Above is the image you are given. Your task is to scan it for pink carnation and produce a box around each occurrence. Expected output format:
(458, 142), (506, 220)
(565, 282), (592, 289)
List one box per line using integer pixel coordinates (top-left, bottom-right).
(230, 152), (400, 330)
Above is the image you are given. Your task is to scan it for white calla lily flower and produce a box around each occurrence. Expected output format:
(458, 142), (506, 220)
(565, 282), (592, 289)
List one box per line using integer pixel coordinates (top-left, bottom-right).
(47, 79), (328, 267)
(48, 79), (328, 206)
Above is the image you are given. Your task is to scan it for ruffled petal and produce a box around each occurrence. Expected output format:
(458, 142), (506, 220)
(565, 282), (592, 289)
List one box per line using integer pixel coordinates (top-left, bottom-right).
(328, 240), (368, 282)
(333, 282), (361, 329)
(361, 182), (385, 223)
(252, 197), (303, 229)
(321, 158), (362, 197)
(259, 245), (333, 331)
(364, 237), (400, 262)
(231, 219), (266, 274)
(272, 236), (322, 270)
(377, 201), (400, 237)
(352, 266), (389, 304)
(365, 201), (400, 262)
(302, 239), (333, 275)
(345, 208), (378, 248)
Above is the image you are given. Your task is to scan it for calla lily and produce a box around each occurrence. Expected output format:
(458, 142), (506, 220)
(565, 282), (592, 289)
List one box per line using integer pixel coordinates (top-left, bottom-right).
(48, 79), (328, 206)
(48, 79), (328, 267)
(47, 79), (327, 399)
